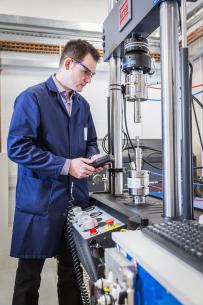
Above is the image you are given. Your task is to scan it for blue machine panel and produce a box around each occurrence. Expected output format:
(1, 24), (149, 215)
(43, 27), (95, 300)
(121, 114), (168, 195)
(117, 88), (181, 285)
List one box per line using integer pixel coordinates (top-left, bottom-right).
(134, 265), (182, 305)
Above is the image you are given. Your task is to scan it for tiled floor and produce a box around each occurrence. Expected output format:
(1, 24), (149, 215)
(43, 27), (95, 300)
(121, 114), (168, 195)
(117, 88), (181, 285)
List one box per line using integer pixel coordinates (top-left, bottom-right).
(0, 256), (58, 305)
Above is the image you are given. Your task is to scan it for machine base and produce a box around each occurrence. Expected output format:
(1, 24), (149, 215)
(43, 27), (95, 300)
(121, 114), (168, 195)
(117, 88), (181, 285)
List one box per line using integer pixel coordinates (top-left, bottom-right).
(90, 192), (163, 229)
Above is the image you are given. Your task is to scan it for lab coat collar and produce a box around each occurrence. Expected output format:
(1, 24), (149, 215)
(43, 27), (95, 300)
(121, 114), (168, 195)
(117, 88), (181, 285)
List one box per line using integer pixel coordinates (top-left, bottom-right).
(46, 76), (81, 118)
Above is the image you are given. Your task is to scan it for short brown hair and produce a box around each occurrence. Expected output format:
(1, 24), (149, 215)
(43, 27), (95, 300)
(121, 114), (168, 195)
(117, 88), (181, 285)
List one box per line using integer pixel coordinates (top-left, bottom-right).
(59, 39), (100, 67)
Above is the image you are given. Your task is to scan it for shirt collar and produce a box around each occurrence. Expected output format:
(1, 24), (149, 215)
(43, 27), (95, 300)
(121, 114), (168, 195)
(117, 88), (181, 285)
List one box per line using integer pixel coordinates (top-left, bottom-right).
(52, 74), (75, 100)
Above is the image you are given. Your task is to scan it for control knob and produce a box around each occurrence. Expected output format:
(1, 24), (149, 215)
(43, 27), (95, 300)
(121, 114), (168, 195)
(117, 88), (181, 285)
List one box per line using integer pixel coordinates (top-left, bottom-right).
(81, 215), (98, 231)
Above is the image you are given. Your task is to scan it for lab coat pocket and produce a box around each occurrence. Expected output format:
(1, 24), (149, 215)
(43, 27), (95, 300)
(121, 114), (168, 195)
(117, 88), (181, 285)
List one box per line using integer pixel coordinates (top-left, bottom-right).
(17, 175), (52, 216)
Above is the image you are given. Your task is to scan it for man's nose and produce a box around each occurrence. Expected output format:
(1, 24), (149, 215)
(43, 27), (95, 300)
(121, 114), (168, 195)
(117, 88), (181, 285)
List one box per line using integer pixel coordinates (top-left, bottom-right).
(85, 75), (91, 84)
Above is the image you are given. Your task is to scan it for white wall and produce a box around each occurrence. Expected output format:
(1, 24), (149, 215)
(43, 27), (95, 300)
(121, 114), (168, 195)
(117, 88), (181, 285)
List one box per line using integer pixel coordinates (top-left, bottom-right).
(0, 0), (108, 24)
(0, 153), (9, 256)
(82, 70), (109, 139)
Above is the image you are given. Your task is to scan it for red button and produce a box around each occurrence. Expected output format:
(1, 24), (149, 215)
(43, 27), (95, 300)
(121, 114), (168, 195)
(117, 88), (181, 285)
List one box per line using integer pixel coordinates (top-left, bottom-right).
(105, 218), (114, 226)
(90, 228), (97, 235)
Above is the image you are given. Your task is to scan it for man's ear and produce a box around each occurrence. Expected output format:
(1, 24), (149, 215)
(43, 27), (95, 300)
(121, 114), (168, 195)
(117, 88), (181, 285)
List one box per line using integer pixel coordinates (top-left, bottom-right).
(64, 58), (72, 70)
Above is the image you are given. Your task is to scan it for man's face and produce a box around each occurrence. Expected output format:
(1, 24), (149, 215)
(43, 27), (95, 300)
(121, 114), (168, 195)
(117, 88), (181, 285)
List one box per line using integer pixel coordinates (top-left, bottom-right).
(64, 53), (97, 92)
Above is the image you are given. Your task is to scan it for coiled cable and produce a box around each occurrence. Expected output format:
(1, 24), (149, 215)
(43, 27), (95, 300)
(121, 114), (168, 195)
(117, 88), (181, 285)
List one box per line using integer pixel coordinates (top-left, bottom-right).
(66, 206), (90, 305)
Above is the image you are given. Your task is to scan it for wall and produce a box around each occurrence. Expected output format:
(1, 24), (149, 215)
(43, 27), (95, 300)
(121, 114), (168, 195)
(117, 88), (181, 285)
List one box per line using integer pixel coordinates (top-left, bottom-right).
(0, 153), (9, 256)
(0, 0), (108, 24)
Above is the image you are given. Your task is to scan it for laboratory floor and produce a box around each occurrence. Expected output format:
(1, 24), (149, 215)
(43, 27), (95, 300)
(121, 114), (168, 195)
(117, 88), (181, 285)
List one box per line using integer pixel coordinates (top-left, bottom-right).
(0, 254), (58, 305)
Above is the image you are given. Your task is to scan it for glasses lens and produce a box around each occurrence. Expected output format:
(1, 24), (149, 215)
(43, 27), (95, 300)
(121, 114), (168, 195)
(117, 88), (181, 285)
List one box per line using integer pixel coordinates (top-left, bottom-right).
(74, 60), (95, 78)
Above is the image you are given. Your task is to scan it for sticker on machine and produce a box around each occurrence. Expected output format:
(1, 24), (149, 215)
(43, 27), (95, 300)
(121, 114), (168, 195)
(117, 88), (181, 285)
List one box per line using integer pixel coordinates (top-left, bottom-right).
(119, 0), (132, 31)
(127, 177), (141, 188)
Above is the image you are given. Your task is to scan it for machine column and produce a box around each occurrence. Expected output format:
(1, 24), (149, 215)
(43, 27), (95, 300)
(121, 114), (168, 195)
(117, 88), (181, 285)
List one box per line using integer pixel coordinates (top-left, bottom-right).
(107, 0), (123, 196)
(180, 0), (193, 219)
(160, 0), (181, 218)
(109, 57), (123, 196)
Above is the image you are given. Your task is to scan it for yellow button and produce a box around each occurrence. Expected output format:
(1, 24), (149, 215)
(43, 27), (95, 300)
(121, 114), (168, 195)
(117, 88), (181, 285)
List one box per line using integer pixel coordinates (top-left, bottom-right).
(104, 225), (110, 231)
(120, 228), (127, 232)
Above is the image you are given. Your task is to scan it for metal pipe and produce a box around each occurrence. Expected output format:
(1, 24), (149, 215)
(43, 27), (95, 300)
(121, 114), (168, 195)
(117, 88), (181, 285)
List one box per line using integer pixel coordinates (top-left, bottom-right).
(109, 57), (123, 195)
(181, 0), (187, 48)
(180, 47), (193, 220)
(107, 0), (123, 195)
(181, 0), (193, 220)
(160, 1), (181, 218)
(107, 96), (112, 193)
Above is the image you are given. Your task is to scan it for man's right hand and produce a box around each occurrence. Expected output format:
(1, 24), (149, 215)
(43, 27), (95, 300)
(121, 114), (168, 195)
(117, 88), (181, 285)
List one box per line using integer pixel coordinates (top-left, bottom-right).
(69, 158), (95, 179)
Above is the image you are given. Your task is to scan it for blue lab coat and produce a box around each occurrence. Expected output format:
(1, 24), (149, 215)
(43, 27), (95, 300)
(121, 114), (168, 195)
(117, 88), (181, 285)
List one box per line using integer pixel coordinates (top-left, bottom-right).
(7, 76), (99, 258)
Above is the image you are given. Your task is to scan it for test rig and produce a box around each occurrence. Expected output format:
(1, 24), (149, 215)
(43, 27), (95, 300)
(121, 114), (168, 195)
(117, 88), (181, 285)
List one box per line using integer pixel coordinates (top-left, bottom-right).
(70, 1), (203, 304)
(90, 0), (194, 222)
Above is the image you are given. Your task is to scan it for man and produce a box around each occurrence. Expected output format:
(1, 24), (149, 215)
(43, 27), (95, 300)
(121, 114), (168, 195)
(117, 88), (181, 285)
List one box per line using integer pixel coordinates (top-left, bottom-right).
(7, 39), (104, 305)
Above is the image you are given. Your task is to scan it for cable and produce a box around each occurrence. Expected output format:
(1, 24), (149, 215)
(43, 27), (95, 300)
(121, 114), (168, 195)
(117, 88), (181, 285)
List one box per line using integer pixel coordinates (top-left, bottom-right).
(102, 134), (109, 154)
(149, 171), (163, 177)
(192, 95), (203, 110)
(193, 84), (203, 89)
(148, 84), (203, 90)
(101, 131), (131, 155)
(66, 183), (90, 305)
(123, 145), (162, 154)
(144, 151), (162, 162)
(66, 208), (90, 305)
(121, 86), (136, 163)
(125, 134), (132, 163)
(142, 146), (162, 153)
(192, 98), (203, 151)
(142, 157), (162, 170)
(194, 178), (203, 184)
(193, 90), (203, 96)
(120, 86), (133, 162)
(149, 185), (162, 191)
(148, 86), (161, 90)
(193, 196), (203, 201)
(122, 89), (136, 154)
(149, 180), (162, 184)
(178, 5), (182, 36)
(147, 98), (161, 101)
(122, 130), (128, 151)
(122, 86), (163, 164)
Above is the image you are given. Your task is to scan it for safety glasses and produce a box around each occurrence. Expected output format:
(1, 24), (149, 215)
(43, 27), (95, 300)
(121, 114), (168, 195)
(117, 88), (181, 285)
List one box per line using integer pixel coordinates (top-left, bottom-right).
(72, 59), (96, 78)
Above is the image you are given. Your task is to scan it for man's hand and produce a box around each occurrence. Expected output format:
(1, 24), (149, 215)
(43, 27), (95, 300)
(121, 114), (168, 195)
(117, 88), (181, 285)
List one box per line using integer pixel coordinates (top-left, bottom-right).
(69, 158), (96, 179)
